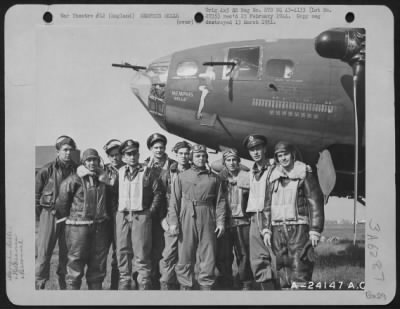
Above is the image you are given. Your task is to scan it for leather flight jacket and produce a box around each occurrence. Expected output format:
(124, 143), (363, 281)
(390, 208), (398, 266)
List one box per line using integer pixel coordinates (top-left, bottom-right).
(55, 174), (110, 223)
(35, 158), (77, 214)
(263, 164), (324, 235)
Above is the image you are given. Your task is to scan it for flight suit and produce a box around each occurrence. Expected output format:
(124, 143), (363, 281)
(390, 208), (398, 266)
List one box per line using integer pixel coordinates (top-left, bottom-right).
(35, 158), (76, 289)
(159, 162), (190, 290)
(263, 162), (324, 288)
(246, 162), (276, 290)
(216, 169), (253, 290)
(116, 164), (163, 290)
(55, 171), (111, 290)
(169, 166), (226, 289)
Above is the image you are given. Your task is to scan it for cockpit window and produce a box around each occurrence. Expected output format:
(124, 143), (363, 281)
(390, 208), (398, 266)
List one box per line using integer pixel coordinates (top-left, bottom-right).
(223, 46), (260, 80)
(266, 59), (294, 79)
(176, 61), (199, 77)
(147, 63), (169, 84)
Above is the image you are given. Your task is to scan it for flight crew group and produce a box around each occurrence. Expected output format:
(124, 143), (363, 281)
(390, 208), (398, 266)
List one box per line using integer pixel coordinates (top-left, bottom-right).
(35, 133), (324, 291)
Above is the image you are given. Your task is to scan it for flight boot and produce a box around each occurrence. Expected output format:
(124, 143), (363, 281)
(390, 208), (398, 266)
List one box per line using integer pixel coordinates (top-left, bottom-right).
(138, 282), (152, 290)
(199, 285), (212, 291)
(110, 269), (119, 290)
(88, 282), (103, 290)
(241, 281), (253, 291)
(66, 282), (81, 290)
(260, 280), (275, 290)
(180, 285), (192, 290)
(118, 280), (131, 290)
(35, 280), (46, 290)
(58, 277), (67, 290)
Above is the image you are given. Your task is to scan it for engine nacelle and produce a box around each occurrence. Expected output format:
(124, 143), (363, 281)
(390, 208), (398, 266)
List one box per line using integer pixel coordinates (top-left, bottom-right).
(315, 28), (365, 66)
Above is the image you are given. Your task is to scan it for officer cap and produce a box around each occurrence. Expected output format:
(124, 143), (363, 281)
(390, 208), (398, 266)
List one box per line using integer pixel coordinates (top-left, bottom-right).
(120, 139), (140, 154)
(81, 148), (100, 162)
(55, 135), (76, 150)
(172, 141), (191, 153)
(147, 133), (167, 149)
(242, 134), (267, 150)
(103, 139), (122, 155)
(222, 148), (240, 162)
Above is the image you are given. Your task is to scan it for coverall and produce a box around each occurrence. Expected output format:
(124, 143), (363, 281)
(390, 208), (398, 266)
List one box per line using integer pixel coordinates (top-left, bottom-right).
(169, 166), (226, 289)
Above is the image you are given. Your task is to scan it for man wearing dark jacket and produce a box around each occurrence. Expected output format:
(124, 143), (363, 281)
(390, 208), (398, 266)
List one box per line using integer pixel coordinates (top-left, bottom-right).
(103, 139), (123, 289)
(216, 149), (253, 290)
(35, 135), (77, 289)
(55, 148), (111, 290)
(116, 139), (163, 290)
(144, 133), (176, 289)
(262, 141), (324, 289)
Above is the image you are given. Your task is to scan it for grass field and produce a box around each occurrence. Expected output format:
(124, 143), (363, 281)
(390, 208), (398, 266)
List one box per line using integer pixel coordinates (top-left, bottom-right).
(36, 222), (365, 290)
(312, 223), (365, 287)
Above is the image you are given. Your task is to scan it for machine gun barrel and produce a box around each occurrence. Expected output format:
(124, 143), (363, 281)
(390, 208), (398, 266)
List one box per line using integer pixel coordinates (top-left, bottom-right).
(111, 63), (147, 71)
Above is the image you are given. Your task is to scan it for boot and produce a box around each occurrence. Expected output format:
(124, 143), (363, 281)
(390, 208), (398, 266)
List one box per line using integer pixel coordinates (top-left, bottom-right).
(138, 282), (152, 290)
(131, 272), (138, 290)
(67, 282), (81, 290)
(160, 282), (169, 290)
(58, 277), (67, 290)
(110, 269), (119, 290)
(241, 281), (253, 291)
(180, 285), (192, 290)
(199, 285), (212, 291)
(260, 280), (275, 290)
(35, 280), (46, 290)
(88, 282), (103, 290)
(118, 281), (131, 290)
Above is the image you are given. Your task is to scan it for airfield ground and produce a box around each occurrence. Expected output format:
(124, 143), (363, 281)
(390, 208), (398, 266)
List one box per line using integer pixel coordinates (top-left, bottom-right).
(35, 222), (365, 290)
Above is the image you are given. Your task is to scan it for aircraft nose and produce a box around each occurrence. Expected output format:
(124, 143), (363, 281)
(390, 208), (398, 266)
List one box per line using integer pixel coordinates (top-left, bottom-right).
(130, 71), (152, 109)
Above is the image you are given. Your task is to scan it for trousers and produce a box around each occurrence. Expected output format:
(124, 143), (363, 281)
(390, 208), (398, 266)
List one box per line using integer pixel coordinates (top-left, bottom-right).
(216, 224), (253, 288)
(109, 211), (120, 289)
(151, 218), (165, 289)
(271, 224), (314, 288)
(249, 213), (273, 283)
(159, 230), (179, 286)
(65, 221), (110, 289)
(35, 208), (67, 289)
(116, 211), (153, 288)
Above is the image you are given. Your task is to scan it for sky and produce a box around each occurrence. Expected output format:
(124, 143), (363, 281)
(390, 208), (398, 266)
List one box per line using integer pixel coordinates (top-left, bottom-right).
(30, 6), (368, 220)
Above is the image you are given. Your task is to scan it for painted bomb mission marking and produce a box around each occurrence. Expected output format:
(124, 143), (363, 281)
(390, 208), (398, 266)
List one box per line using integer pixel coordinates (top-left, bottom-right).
(252, 98), (336, 120)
